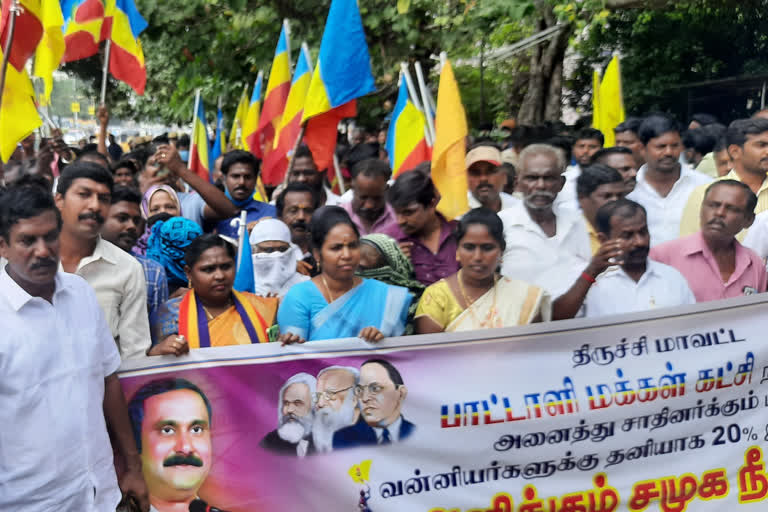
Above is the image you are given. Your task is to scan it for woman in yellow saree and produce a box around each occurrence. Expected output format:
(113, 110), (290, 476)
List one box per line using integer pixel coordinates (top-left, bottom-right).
(149, 234), (278, 355)
(415, 208), (551, 333)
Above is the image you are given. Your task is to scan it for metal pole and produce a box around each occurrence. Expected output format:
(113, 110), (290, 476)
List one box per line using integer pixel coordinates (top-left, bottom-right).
(401, 62), (432, 146)
(480, 37), (485, 126)
(190, 89), (201, 163)
(100, 40), (111, 104)
(333, 152), (346, 195)
(0, 0), (20, 113)
(414, 62), (436, 143)
(761, 82), (766, 110)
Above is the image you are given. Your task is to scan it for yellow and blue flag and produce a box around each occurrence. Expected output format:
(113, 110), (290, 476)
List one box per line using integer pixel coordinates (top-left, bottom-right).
(243, 72), (264, 158)
(234, 222), (255, 293)
(386, 75), (430, 177)
(256, 22), (291, 154)
(302, 0), (375, 172)
(189, 94), (210, 181)
(210, 106), (226, 180)
(61, 0), (104, 62)
(104, 0), (147, 95)
(263, 43), (312, 185)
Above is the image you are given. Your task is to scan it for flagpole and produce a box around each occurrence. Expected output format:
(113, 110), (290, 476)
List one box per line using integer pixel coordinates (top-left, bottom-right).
(283, 19), (293, 73)
(190, 89), (201, 167)
(236, 210), (248, 268)
(100, 40), (111, 105)
(333, 152), (346, 195)
(0, 0), (21, 113)
(414, 61), (436, 144)
(401, 62), (432, 147)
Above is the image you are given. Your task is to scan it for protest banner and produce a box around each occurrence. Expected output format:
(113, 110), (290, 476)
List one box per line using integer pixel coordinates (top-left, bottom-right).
(119, 295), (768, 511)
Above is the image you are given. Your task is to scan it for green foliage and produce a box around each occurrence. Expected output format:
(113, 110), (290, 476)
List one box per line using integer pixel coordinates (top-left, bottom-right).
(569, 0), (768, 121)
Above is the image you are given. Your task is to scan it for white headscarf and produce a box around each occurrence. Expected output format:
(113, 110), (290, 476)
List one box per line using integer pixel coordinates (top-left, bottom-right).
(249, 219), (308, 297)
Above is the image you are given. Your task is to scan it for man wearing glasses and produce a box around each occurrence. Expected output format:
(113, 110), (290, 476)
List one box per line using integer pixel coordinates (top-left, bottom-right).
(312, 366), (360, 453)
(333, 359), (415, 449)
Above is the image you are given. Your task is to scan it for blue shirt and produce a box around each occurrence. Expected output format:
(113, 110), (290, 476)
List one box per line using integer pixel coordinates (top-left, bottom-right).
(216, 199), (277, 238)
(135, 255), (169, 318)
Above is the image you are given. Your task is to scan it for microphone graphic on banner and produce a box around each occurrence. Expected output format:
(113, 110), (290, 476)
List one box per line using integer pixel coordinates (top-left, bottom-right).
(189, 499), (231, 512)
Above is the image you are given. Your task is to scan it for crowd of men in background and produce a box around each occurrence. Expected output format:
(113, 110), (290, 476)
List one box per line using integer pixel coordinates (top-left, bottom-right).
(3, 103), (768, 510)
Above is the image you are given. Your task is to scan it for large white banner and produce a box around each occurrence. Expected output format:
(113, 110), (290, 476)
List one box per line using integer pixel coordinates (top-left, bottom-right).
(119, 295), (768, 511)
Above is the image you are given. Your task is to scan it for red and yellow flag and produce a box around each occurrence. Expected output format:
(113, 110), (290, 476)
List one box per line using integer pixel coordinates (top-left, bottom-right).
(103, 0), (148, 95)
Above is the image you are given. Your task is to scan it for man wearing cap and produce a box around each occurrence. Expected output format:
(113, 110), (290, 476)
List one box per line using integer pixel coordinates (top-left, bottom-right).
(249, 218), (309, 298)
(466, 143), (519, 213)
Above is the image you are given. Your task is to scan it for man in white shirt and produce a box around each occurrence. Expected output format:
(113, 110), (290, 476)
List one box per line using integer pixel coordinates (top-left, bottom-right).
(553, 199), (695, 319)
(627, 114), (712, 245)
(558, 128), (605, 210)
(0, 178), (148, 512)
(55, 161), (151, 359)
(465, 143), (519, 212)
(499, 144), (592, 298)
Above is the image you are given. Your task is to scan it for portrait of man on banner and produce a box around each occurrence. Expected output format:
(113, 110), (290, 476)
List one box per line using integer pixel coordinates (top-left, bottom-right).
(260, 372), (317, 457)
(127, 378), (219, 512)
(333, 358), (415, 449)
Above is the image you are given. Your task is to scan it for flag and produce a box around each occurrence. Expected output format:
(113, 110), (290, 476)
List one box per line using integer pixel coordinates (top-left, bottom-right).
(243, 72), (263, 158)
(61, 0), (104, 62)
(598, 55), (625, 147)
(591, 69), (602, 137)
(0, 55), (42, 162)
(229, 87), (249, 150)
(33, 0), (65, 104)
(385, 75), (430, 177)
(103, 0), (148, 95)
(301, 0), (375, 171)
(256, 22), (291, 156)
(0, 0), (44, 70)
(233, 220), (255, 293)
(189, 93), (210, 181)
(209, 106), (225, 179)
(262, 43), (312, 185)
(430, 57), (468, 220)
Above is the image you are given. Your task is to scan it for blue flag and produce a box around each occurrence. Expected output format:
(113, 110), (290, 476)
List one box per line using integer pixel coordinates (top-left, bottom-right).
(233, 225), (255, 293)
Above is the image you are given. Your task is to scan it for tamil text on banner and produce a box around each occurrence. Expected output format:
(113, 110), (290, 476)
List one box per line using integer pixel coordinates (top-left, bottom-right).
(119, 295), (768, 511)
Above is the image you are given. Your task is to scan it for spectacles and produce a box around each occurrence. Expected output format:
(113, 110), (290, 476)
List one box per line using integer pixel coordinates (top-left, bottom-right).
(313, 385), (354, 403)
(354, 383), (389, 397)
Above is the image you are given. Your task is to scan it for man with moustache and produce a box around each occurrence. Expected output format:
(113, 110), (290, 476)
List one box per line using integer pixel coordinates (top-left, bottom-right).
(313, 366), (360, 453)
(651, 181), (765, 301)
(215, 150), (276, 239)
(465, 143), (518, 212)
(614, 117), (646, 169)
(498, 144), (592, 298)
(679, 118), (768, 238)
(260, 373), (316, 457)
(333, 359), (414, 449)
(128, 378), (215, 512)
(55, 162), (150, 359)
(100, 186), (168, 318)
(626, 114), (712, 246)
(341, 159), (398, 235)
(555, 199), (695, 318)
(0, 177), (149, 512)
(276, 183), (321, 276)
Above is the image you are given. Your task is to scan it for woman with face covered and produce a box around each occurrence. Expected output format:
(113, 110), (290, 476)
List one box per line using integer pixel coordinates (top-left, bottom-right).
(249, 218), (309, 298)
(150, 234), (278, 356)
(277, 206), (413, 343)
(415, 208), (551, 334)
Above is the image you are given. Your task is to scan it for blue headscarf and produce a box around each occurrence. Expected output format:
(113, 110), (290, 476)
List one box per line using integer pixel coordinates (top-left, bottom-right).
(146, 217), (203, 287)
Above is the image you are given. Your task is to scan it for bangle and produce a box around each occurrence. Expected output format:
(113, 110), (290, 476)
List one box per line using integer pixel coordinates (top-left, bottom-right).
(581, 272), (596, 284)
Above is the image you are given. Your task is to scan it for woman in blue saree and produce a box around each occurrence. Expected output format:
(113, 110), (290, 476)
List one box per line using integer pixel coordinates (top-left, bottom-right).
(278, 206), (412, 343)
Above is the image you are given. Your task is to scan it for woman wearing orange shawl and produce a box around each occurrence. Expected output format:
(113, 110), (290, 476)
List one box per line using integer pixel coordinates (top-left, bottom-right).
(149, 234), (278, 355)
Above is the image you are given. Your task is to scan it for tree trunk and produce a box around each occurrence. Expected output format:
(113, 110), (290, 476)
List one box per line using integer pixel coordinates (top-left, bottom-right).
(517, 4), (571, 124)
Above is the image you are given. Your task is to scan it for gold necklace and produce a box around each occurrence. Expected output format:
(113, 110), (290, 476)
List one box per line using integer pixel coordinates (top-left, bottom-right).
(321, 274), (337, 303)
(201, 300), (233, 321)
(457, 269), (498, 326)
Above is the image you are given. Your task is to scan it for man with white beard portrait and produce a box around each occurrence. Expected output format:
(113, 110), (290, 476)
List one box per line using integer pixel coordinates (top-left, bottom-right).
(312, 366), (360, 453)
(260, 373), (316, 457)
